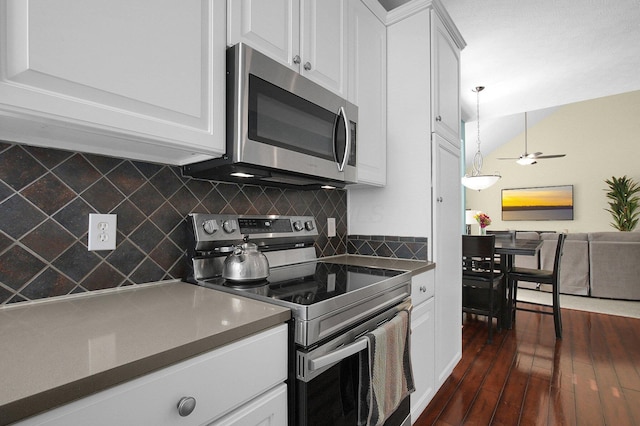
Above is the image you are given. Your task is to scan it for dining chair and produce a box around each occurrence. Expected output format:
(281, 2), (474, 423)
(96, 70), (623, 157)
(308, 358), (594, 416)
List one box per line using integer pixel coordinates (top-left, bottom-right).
(462, 235), (504, 343)
(507, 233), (566, 338)
(486, 230), (515, 271)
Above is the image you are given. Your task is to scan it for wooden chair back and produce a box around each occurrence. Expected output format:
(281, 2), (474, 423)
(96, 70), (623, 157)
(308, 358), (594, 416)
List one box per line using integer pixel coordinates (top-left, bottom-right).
(462, 235), (497, 273)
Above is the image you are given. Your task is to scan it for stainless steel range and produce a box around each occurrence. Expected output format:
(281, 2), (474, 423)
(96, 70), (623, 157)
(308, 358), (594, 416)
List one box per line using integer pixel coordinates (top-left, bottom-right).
(186, 213), (412, 426)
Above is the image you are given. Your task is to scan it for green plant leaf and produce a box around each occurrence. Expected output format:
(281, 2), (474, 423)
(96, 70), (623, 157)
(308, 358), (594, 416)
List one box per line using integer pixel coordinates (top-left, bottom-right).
(604, 175), (640, 231)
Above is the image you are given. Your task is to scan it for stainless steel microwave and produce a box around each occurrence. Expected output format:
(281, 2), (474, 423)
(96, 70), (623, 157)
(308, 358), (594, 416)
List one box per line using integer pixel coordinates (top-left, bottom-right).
(183, 43), (358, 189)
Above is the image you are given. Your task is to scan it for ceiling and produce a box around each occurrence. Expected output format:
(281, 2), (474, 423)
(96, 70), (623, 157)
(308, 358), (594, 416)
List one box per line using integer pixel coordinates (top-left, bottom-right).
(436, 0), (640, 162)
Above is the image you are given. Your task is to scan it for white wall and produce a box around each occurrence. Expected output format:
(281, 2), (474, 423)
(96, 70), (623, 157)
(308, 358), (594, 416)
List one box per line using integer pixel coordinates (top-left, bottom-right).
(465, 90), (640, 233)
(348, 10), (432, 238)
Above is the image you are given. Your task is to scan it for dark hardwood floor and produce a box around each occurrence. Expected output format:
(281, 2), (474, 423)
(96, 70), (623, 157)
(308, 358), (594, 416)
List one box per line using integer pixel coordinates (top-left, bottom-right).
(414, 303), (640, 426)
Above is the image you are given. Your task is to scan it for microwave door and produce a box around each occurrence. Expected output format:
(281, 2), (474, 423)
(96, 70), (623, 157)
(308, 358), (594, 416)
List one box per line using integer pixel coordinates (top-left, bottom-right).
(333, 106), (350, 172)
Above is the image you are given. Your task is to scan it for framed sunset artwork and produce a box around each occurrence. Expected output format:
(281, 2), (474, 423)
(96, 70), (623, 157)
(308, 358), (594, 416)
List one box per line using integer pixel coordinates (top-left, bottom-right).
(502, 185), (574, 221)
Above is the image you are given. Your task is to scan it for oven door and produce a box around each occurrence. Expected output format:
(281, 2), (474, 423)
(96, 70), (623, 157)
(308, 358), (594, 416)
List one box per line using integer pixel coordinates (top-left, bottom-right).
(294, 300), (412, 426)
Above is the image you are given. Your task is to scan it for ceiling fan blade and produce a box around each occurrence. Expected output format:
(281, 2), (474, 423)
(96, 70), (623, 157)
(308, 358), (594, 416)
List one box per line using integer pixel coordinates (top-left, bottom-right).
(503, 113), (567, 164)
(535, 154), (566, 159)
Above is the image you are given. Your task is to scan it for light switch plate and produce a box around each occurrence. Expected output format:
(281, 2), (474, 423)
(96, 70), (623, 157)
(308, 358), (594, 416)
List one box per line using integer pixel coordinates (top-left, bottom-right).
(88, 214), (117, 251)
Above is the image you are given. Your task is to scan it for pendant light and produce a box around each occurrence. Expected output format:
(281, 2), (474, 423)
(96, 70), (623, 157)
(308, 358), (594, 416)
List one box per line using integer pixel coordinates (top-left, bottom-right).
(461, 86), (501, 191)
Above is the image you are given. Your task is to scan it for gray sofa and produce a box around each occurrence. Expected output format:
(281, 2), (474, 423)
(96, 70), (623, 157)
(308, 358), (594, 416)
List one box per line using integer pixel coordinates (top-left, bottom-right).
(588, 232), (640, 300)
(512, 231), (640, 300)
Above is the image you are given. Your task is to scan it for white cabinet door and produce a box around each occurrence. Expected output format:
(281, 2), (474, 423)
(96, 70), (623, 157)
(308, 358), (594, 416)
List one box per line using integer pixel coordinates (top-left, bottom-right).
(17, 325), (288, 426)
(227, 0), (300, 69)
(431, 11), (461, 147)
(208, 384), (287, 426)
(228, 0), (347, 96)
(0, 0), (226, 165)
(348, 0), (387, 186)
(300, 0), (347, 96)
(410, 297), (435, 423)
(432, 134), (462, 387)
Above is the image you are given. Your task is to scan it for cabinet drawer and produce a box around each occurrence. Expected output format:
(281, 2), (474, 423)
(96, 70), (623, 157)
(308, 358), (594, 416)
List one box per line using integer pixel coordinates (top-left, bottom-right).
(18, 325), (288, 426)
(411, 270), (435, 305)
(208, 383), (287, 426)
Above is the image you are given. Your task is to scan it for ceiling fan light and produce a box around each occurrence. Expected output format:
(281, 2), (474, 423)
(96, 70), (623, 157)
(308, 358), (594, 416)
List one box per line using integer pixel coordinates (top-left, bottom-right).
(516, 157), (536, 165)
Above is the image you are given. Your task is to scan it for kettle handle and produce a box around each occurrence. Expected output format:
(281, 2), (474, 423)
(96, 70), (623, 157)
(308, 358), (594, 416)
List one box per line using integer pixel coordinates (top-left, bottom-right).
(233, 235), (251, 254)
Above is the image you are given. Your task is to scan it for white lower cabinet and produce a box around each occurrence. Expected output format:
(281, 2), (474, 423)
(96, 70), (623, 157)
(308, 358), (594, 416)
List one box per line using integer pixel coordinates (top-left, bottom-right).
(410, 270), (436, 422)
(207, 383), (287, 426)
(432, 134), (462, 387)
(16, 325), (288, 426)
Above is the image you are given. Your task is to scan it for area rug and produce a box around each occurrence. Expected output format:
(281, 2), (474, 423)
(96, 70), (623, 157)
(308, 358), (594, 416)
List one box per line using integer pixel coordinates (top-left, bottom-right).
(517, 288), (640, 319)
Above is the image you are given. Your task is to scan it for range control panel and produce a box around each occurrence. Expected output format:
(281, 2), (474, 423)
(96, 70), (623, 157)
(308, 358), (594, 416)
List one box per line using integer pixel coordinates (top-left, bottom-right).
(237, 218), (295, 234)
(189, 214), (317, 251)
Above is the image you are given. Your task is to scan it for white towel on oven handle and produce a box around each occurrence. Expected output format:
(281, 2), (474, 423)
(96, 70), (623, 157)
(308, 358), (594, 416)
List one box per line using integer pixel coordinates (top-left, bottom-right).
(358, 309), (415, 426)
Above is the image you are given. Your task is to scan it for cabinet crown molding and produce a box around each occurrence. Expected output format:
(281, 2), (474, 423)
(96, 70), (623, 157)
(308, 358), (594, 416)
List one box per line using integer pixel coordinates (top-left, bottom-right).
(431, 0), (466, 50)
(361, 0), (465, 50)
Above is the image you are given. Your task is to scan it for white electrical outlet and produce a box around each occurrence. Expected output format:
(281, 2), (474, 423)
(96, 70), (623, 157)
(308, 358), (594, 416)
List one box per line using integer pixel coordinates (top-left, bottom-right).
(88, 214), (117, 251)
(327, 217), (336, 237)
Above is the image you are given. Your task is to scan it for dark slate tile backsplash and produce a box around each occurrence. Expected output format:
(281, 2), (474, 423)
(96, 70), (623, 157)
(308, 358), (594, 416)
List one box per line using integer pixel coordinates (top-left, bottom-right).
(0, 142), (347, 305)
(347, 234), (428, 261)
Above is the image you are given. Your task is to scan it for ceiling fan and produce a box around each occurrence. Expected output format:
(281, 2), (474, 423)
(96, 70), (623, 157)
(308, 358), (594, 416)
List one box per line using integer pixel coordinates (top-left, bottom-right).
(498, 112), (566, 165)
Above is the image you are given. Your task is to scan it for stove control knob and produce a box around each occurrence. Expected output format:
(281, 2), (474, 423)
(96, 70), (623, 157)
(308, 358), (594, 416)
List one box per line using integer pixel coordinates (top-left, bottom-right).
(304, 220), (315, 231)
(222, 219), (237, 233)
(293, 220), (304, 231)
(202, 219), (218, 235)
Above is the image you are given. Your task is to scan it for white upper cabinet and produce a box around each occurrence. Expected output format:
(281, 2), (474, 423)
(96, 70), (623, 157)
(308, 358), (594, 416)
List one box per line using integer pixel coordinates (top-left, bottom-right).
(227, 0), (300, 68)
(431, 9), (461, 146)
(0, 0), (226, 165)
(348, 0), (387, 186)
(228, 0), (347, 96)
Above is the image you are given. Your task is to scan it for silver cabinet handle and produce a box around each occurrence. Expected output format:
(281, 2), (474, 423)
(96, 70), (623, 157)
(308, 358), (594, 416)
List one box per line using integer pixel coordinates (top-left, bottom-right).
(304, 61), (312, 71)
(420, 286), (427, 292)
(437, 197), (444, 202)
(177, 396), (196, 417)
(436, 115), (442, 122)
(293, 55), (301, 65)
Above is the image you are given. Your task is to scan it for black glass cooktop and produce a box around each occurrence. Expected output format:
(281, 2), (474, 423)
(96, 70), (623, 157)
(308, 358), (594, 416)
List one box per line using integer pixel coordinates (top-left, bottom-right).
(204, 262), (405, 306)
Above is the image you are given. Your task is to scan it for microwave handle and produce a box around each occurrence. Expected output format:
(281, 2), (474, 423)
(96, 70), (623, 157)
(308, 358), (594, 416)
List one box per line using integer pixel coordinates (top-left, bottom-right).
(308, 336), (367, 372)
(334, 106), (350, 172)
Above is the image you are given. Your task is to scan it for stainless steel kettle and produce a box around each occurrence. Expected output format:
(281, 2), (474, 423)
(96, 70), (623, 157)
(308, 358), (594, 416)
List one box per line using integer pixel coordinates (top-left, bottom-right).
(222, 236), (269, 282)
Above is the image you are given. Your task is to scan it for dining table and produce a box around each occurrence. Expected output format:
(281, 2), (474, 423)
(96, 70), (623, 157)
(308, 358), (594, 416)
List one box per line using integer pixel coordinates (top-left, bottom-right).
(494, 238), (544, 329)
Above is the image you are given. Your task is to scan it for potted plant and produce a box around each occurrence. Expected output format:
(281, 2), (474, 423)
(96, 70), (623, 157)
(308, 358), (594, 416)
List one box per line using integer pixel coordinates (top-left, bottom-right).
(604, 175), (640, 231)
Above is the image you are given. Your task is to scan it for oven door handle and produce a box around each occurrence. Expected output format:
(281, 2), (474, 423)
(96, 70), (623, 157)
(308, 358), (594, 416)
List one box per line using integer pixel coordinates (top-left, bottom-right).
(308, 337), (368, 372)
